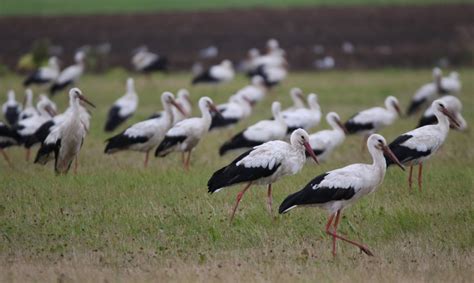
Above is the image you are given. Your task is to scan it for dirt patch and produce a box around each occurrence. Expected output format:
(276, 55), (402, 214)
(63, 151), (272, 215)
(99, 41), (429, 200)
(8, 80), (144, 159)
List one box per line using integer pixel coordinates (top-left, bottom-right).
(1, 4), (473, 70)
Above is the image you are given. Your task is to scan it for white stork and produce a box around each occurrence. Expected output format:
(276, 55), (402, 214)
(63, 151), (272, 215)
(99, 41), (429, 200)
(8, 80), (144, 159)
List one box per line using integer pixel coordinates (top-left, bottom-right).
(131, 47), (168, 73)
(254, 64), (287, 88)
(210, 95), (252, 131)
(19, 89), (36, 121)
(279, 134), (404, 257)
(386, 99), (460, 190)
(208, 128), (319, 222)
(50, 51), (85, 95)
(406, 68), (461, 115)
(417, 95), (467, 131)
(282, 93), (321, 134)
(149, 89), (192, 125)
(105, 92), (185, 168)
(34, 88), (95, 174)
(219, 101), (287, 156)
(155, 96), (220, 170)
(37, 94), (57, 114)
(192, 60), (234, 85)
(23, 57), (60, 87)
(234, 76), (267, 106)
(344, 96), (401, 147)
(104, 78), (138, 132)
(308, 112), (348, 162)
(2, 90), (22, 126)
(281, 88), (306, 113)
(0, 122), (21, 167)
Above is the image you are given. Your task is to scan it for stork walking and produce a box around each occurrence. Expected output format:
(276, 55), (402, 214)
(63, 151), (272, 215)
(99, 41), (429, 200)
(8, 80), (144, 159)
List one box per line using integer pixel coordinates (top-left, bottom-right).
(219, 101), (287, 156)
(210, 95), (252, 130)
(208, 129), (319, 222)
(307, 112), (347, 162)
(417, 95), (467, 130)
(155, 97), (220, 170)
(386, 99), (460, 190)
(2, 90), (22, 126)
(23, 57), (60, 87)
(50, 52), (85, 95)
(104, 78), (138, 132)
(279, 134), (404, 256)
(34, 88), (95, 174)
(104, 92), (185, 168)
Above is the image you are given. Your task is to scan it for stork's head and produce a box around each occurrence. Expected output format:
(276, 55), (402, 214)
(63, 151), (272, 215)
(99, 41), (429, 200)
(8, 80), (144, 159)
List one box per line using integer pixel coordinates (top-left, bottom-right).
(199, 96), (220, 117)
(251, 75), (264, 86)
(7, 90), (15, 100)
(248, 48), (260, 59)
(177, 89), (191, 105)
(433, 67), (442, 78)
(126, 78), (135, 92)
(69, 88), (95, 108)
(290, 87), (304, 103)
(162, 91), (186, 116)
(369, 134), (404, 170)
(75, 51), (86, 63)
(326, 112), (348, 134)
(290, 128), (319, 165)
(266, 38), (279, 51)
(433, 99), (460, 128)
(221, 60), (233, 69)
(48, 57), (59, 67)
(385, 96), (401, 116)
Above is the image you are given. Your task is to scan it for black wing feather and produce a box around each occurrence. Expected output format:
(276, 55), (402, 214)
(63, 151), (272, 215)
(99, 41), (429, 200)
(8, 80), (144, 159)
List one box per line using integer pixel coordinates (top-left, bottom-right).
(155, 135), (186, 157)
(219, 131), (263, 156)
(104, 132), (149, 154)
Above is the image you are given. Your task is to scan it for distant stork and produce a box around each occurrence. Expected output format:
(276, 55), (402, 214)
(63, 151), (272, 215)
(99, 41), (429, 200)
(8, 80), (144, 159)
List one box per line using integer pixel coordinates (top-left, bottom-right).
(131, 47), (168, 73)
(219, 101), (287, 156)
(406, 68), (461, 115)
(23, 57), (60, 87)
(308, 112), (347, 162)
(149, 89), (192, 124)
(417, 95), (467, 130)
(234, 76), (267, 106)
(19, 89), (36, 121)
(282, 93), (321, 134)
(192, 60), (234, 85)
(208, 129), (319, 222)
(210, 95), (252, 130)
(344, 96), (401, 148)
(279, 134), (404, 257)
(104, 78), (138, 132)
(0, 122), (20, 167)
(155, 97), (220, 170)
(50, 52), (85, 95)
(104, 92), (185, 168)
(2, 90), (22, 126)
(35, 88), (95, 174)
(281, 87), (305, 113)
(386, 99), (460, 190)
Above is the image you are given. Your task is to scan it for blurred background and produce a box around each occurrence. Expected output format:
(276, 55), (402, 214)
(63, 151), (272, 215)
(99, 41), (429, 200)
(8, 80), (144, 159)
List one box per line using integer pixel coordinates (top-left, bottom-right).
(0, 0), (473, 74)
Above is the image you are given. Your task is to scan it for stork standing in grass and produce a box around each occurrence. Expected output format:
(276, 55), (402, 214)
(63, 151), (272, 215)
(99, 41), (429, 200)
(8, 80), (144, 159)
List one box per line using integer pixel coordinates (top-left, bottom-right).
(19, 89), (36, 121)
(210, 94), (252, 131)
(104, 78), (138, 132)
(155, 97), (220, 170)
(282, 93), (321, 134)
(50, 52), (85, 95)
(386, 99), (460, 190)
(2, 90), (22, 126)
(0, 122), (20, 167)
(219, 101), (287, 156)
(192, 60), (234, 85)
(35, 88), (95, 174)
(104, 92), (185, 168)
(208, 129), (319, 222)
(23, 57), (60, 87)
(307, 112), (348, 162)
(150, 89), (192, 124)
(279, 134), (404, 257)
(344, 96), (401, 148)
(417, 95), (467, 130)
(234, 76), (267, 106)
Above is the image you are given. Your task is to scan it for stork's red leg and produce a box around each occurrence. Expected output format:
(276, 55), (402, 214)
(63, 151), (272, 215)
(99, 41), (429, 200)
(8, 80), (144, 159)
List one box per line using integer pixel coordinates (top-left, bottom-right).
(325, 210), (374, 256)
(0, 149), (13, 168)
(266, 184), (273, 218)
(230, 182), (252, 223)
(332, 210), (342, 257)
(184, 151), (192, 171)
(181, 152), (185, 165)
(25, 148), (31, 162)
(408, 165), (413, 190)
(417, 163), (423, 191)
(74, 157), (78, 174)
(144, 151), (149, 168)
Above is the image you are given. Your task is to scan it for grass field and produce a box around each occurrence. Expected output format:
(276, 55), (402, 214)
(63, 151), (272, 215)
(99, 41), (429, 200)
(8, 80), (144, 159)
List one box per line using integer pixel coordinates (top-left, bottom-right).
(0, 69), (473, 282)
(1, 0), (472, 16)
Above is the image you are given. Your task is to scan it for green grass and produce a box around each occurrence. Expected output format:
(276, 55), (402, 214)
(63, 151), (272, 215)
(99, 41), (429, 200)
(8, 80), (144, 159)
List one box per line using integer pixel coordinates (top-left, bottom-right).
(1, 69), (473, 281)
(0, 0), (472, 16)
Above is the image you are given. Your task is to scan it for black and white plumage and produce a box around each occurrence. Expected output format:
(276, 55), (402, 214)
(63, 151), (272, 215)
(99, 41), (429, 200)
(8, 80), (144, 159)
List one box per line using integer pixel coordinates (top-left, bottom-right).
(131, 47), (168, 73)
(155, 96), (219, 170)
(386, 99), (460, 190)
(105, 92), (185, 168)
(279, 134), (404, 257)
(210, 95), (252, 130)
(149, 89), (192, 124)
(253, 64), (287, 88)
(2, 90), (22, 126)
(34, 88), (95, 174)
(282, 93), (321, 134)
(308, 112), (348, 162)
(406, 68), (461, 115)
(0, 122), (21, 167)
(417, 95), (467, 131)
(50, 52), (85, 95)
(20, 98), (57, 150)
(192, 60), (234, 85)
(281, 87), (305, 113)
(344, 96), (401, 137)
(234, 76), (267, 106)
(23, 57), (60, 87)
(104, 78), (138, 132)
(208, 129), (319, 222)
(19, 89), (36, 121)
(219, 101), (287, 156)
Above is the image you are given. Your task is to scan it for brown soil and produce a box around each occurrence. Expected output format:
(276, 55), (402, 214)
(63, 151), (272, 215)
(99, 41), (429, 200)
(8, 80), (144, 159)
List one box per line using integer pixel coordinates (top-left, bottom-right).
(0, 4), (473, 70)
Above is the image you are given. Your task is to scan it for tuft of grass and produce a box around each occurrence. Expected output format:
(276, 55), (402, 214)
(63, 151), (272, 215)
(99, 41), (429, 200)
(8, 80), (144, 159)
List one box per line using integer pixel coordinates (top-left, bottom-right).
(0, 69), (473, 281)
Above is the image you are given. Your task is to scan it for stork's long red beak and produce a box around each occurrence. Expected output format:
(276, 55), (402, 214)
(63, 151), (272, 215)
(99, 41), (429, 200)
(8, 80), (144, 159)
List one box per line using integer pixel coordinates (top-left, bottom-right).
(336, 119), (349, 135)
(303, 141), (319, 165)
(78, 94), (96, 108)
(382, 145), (404, 171)
(441, 108), (461, 128)
(171, 100), (187, 116)
(209, 103), (224, 119)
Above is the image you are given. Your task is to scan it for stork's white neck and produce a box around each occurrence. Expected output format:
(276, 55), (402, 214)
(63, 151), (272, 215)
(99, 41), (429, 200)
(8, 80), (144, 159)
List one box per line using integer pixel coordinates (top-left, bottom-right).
(368, 144), (387, 173)
(434, 109), (450, 134)
(273, 106), (285, 125)
(161, 100), (173, 125)
(199, 102), (212, 125)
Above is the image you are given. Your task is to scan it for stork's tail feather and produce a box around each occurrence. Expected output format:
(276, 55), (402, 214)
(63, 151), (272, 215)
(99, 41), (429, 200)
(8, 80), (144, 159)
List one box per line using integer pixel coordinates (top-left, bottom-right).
(278, 191), (303, 214)
(155, 136), (186, 157)
(207, 166), (229, 194)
